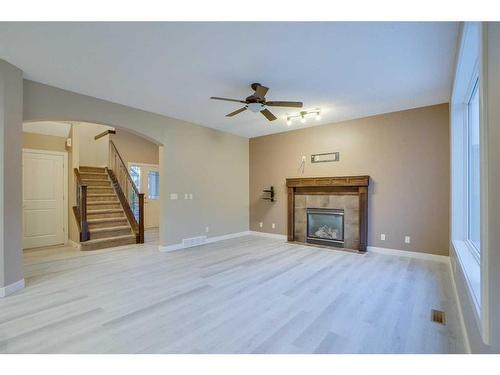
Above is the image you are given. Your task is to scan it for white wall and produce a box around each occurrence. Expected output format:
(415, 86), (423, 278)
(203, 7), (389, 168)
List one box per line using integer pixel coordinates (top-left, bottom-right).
(0, 60), (23, 292)
(76, 122), (112, 167)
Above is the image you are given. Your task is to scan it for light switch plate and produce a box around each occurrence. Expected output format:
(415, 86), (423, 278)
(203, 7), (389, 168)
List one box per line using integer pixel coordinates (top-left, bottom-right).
(184, 193), (188, 200)
(170, 193), (178, 200)
(259, 222), (263, 228)
(189, 193), (193, 199)
(205, 226), (209, 233)
(405, 236), (411, 244)
(272, 223), (276, 229)
(381, 234), (386, 241)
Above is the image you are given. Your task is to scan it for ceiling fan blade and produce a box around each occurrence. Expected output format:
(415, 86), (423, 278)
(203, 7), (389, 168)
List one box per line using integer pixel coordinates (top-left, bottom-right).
(254, 85), (269, 98)
(260, 108), (277, 121)
(210, 96), (247, 104)
(226, 107), (247, 117)
(266, 101), (303, 108)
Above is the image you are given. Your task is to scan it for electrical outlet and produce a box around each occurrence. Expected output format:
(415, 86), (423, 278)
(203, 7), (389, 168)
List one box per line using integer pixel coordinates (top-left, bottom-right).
(380, 233), (386, 241)
(205, 226), (209, 233)
(189, 193), (193, 200)
(170, 193), (178, 200)
(272, 223), (276, 229)
(259, 222), (263, 228)
(405, 236), (411, 244)
(184, 193), (189, 200)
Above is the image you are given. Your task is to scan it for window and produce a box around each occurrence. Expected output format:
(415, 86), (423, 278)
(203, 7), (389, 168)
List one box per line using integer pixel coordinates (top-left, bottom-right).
(148, 171), (159, 200)
(467, 79), (481, 254)
(450, 22), (484, 334)
(130, 165), (141, 190)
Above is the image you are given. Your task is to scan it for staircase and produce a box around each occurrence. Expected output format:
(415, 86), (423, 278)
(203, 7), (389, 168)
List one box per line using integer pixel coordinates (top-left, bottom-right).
(76, 166), (136, 250)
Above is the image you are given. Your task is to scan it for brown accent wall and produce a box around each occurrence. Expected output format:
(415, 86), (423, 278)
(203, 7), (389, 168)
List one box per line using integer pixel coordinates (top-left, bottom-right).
(250, 104), (450, 256)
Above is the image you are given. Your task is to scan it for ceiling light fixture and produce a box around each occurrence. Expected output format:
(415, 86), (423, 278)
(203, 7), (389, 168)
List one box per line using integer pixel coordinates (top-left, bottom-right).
(285, 109), (321, 125)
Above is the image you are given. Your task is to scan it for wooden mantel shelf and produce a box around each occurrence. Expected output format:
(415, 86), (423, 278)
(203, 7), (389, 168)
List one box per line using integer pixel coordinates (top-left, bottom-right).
(286, 175), (369, 188)
(286, 175), (370, 252)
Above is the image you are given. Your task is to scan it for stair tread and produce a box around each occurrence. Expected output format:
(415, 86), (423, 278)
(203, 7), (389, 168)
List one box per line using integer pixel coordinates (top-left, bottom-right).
(89, 225), (131, 233)
(88, 217), (128, 223)
(82, 234), (135, 244)
(87, 208), (124, 214)
(87, 200), (120, 205)
(88, 193), (116, 196)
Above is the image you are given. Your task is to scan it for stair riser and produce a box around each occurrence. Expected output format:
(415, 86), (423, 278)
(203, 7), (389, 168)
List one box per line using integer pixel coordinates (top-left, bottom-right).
(87, 188), (114, 194)
(80, 167), (106, 173)
(87, 195), (116, 202)
(90, 228), (132, 239)
(87, 203), (121, 209)
(88, 219), (129, 229)
(81, 236), (136, 251)
(82, 180), (111, 187)
(88, 212), (125, 219)
(80, 173), (108, 180)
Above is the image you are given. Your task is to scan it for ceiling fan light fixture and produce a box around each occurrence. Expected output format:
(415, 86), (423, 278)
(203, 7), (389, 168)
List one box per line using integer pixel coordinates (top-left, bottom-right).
(247, 103), (263, 113)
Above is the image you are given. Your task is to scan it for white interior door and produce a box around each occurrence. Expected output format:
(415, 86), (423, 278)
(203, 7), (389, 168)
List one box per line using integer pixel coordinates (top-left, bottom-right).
(130, 164), (160, 228)
(23, 150), (65, 249)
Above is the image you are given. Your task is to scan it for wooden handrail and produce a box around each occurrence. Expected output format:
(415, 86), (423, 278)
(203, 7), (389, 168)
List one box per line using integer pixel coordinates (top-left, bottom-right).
(74, 168), (86, 187)
(94, 129), (116, 140)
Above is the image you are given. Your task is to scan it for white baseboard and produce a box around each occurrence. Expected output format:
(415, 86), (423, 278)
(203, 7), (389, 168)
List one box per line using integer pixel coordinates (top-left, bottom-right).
(67, 240), (81, 250)
(248, 231), (287, 240)
(0, 278), (25, 298)
(159, 231), (251, 252)
(367, 246), (450, 263)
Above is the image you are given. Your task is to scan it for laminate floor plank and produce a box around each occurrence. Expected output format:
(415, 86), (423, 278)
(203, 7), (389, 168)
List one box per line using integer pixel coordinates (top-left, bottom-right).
(0, 232), (465, 353)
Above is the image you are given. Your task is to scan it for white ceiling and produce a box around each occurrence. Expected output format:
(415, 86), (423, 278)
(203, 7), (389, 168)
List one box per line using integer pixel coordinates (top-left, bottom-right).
(0, 22), (458, 138)
(23, 121), (71, 138)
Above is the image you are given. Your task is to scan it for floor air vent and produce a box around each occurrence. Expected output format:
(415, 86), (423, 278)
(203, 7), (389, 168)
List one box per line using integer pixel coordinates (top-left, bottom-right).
(431, 309), (446, 325)
(182, 236), (207, 248)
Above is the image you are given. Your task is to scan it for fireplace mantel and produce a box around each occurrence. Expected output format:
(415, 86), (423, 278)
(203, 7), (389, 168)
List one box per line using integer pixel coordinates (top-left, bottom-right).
(286, 176), (370, 252)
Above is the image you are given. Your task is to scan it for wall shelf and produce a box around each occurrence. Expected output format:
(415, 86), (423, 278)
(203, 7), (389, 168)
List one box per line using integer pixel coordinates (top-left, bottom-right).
(262, 186), (275, 202)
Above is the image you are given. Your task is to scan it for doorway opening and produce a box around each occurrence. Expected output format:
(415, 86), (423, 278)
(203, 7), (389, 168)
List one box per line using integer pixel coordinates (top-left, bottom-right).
(22, 120), (161, 251)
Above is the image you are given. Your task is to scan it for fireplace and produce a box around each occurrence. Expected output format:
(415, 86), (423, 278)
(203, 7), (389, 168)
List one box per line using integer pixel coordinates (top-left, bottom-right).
(286, 176), (369, 252)
(306, 208), (344, 247)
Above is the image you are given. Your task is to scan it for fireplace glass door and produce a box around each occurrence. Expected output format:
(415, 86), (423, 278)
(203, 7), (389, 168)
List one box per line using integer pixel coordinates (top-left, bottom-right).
(306, 208), (345, 246)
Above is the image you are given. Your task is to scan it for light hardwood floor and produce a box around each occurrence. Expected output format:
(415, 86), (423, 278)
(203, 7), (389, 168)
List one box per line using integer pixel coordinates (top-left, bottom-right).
(0, 234), (465, 353)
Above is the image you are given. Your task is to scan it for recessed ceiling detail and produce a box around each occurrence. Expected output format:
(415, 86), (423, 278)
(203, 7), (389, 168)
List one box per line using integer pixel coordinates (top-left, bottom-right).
(0, 22), (459, 138)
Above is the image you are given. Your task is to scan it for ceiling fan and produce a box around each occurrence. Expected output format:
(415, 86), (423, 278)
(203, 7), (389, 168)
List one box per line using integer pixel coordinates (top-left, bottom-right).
(210, 83), (303, 121)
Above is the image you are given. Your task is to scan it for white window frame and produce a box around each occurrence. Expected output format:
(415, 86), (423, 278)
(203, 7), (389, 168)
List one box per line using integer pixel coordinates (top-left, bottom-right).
(465, 76), (481, 261)
(450, 22), (490, 344)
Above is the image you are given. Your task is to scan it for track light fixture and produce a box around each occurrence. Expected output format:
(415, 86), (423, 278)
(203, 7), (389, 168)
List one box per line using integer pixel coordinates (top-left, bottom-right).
(286, 109), (321, 126)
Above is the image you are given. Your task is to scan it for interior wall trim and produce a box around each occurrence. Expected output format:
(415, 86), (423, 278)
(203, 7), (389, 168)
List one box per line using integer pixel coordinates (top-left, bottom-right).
(66, 240), (82, 250)
(249, 231), (288, 240)
(158, 231), (252, 252)
(367, 246), (450, 263)
(0, 278), (25, 298)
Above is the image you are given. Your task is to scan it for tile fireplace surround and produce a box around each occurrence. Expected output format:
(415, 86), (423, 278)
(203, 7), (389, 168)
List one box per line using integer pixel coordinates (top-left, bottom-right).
(286, 176), (370, 252)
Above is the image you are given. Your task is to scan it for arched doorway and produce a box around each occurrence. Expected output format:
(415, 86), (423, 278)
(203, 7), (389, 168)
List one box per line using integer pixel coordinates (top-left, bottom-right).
(21, 120), (164, 252)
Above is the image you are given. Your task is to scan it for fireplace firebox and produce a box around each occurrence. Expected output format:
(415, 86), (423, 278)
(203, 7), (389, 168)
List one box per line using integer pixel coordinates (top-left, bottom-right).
(306, 208), (345, 247)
